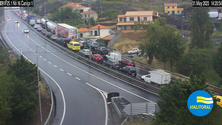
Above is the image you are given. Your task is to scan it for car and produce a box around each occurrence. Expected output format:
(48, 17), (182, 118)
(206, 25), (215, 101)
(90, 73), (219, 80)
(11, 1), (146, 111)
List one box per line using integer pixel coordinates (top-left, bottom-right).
(37, 27), (43, 32)
(91, 42), (99, 48)
(79, 49), (92, 57)
(34, 24), (41, 29)
(103, 59), (121, 69)
(91, 54), (104, 63)
(56, 38), (71, 47)
(119, 66), (137, 77)
(119, 59), (136, 67)
(95, 46), (109, 55)
(45, 32), (52, 38)
(50, 34), (57, 41)
(128, 48), (141, 54)
(24, 29), (29, 33)
(15, 20), (19, 23)
(41, 29), (47, 35)
(67, 41), (81, 51)
(214, 95), (222, 108)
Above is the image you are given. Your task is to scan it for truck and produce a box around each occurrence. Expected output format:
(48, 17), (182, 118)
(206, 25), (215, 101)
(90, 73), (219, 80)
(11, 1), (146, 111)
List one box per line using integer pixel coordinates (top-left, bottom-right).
(29, 19), (36, 26)
(26, 14), (34, 22)
(56, 23), (78, 39)
(141, 70), (171, 85)
(41, 18), (47, 28)
(46, 21), (57, 33)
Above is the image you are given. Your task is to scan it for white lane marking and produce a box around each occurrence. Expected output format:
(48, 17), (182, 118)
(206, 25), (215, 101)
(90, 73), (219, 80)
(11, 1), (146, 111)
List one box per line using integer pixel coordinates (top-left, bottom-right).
(75, 77), (81, 80)
(9, 16), (157, 102)
(54, 65), (57, 68)
(43, 58), (46, 61)
(30, 48), (32, 51)
(60, 68), (64, 72)
(27, 46), (29, 48)
(39, 56), (42, 58)
(86, 83), (108, 125)
(4, 22), (66, 125)
(32, 50), (35, 53)
(48, 62), (51, 64)
(67, 73), (72, 76)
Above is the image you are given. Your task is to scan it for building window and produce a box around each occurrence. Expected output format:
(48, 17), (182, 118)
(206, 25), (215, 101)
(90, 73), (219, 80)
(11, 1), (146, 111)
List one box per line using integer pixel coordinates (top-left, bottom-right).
(168, 11), (170, 14)
(95, 31), (98, 36)
(144, 17), (147, 21)
(178, 11), (180, 13)
(168, 6), (170, 8)
(172, 6), (174, 9)
(90, 31), (93, 35)
(130, 17), (134, 21)
(119, 17), (122, 22)
(80, 33), (83, 37)
(85, 15), (86, 17)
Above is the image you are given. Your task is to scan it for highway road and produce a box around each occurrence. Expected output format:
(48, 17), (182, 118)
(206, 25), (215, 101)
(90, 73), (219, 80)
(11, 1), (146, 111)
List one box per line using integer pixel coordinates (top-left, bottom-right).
(3, 9), (160, 125)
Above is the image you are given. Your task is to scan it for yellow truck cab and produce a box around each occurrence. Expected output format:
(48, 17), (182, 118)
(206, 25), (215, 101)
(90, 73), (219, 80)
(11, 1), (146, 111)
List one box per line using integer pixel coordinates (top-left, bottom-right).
(214, 95), (222, 108)
(67, 41), (81, 51)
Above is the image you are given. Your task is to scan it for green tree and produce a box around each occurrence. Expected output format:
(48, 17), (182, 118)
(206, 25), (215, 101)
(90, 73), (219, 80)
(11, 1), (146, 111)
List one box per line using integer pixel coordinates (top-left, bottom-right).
(152, 74), (216, 125)
(7, 56), (38, 124)
(176, 49), (213, 76)
(49, 7), (85, 27)
(190, 8), (214, 49)
(8, 56), (37, 85)
(136, 17), (185, 69)
(155, 24), (185, 70)
(213, 43), (222, 78)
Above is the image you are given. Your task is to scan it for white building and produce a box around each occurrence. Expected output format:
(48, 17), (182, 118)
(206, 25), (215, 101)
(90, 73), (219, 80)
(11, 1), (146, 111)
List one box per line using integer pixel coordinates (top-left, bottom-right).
(78, 24), (112, 41)
(81, 10), (98, 22)
(62, 2), (91, 13)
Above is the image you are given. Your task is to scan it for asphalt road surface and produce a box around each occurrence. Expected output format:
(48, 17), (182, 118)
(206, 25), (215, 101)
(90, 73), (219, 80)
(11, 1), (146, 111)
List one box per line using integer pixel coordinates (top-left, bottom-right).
(3, 9), (160, 125)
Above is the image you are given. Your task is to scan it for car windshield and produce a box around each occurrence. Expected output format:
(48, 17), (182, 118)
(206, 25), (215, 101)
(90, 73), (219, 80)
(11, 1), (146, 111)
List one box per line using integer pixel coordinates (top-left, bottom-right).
(128, 66), (136, 71)
(74, 44), (80, 46)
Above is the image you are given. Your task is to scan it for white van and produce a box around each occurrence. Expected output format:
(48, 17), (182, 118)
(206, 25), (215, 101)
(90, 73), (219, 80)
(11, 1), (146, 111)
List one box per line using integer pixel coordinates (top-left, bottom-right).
(106, 52), (121, 61)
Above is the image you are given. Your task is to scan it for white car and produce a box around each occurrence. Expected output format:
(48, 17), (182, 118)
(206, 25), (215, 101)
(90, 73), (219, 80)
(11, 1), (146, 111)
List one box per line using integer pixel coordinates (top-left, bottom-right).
(79, 49), (92, 57)
(24, 29), (29, 33)
(34, 24), (41, 29)
(15, 20), (19, 23)
(128, 48), (141, 54)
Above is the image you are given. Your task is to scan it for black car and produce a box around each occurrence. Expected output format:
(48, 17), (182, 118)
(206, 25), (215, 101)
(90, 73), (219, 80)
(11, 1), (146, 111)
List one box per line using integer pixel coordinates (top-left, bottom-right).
(56, 38), (71, 47)
(119, 66), (137, 77)
(103, 59), (120, 69)
(41, 29), (47, 35)
(95, 46), (109, 55)
(45, 32), (52, 38)
(50, 34), (57, 41)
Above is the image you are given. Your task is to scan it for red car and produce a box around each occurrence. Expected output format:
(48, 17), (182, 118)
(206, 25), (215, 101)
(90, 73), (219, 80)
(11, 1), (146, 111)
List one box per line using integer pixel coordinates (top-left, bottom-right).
(119, 59), (136, 67)
(91, 54), (103, 63)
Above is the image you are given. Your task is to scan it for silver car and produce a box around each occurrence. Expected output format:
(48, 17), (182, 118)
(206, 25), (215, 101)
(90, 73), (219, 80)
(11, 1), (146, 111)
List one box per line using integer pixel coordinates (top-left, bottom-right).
(79, 49), (92, 57)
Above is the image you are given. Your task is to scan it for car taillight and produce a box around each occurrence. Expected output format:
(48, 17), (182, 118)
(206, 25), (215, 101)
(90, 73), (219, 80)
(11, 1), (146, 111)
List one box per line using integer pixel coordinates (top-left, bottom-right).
(112, 63), (115, 66)
(63, 42), (65, 44)
(101, 57), (103, 60)
(127, 63), (131, 65)
(95, 57), (98, 60)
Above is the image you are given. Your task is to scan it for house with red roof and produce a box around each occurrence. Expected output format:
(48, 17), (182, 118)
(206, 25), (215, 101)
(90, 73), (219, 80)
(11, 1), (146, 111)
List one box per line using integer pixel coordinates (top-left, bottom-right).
(164, 3), (183, 15)
(81, 10), (98, 22)
(117, 11), (154, 30)
(62, 2), (91, 13)
(78, 24), (113, 41)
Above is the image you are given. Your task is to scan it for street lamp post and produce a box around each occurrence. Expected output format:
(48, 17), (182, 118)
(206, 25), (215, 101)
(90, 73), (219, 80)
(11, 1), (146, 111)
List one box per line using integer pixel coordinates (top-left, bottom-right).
(36, 46), (43, 125)
(181, 12), (184, 38)
(88, 14), (92, 60)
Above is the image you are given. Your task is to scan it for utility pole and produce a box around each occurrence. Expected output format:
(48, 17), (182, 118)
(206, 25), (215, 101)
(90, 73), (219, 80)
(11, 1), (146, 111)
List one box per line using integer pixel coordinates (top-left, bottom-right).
(181, 12), (184, 38)
(36, 46), (43, 125)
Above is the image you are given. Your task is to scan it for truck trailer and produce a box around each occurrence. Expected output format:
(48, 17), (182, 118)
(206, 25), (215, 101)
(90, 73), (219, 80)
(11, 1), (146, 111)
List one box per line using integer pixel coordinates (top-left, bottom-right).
(56, 23), (78, 39)
(141, 70), (171, 85)
(46, 21), (57, 33)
